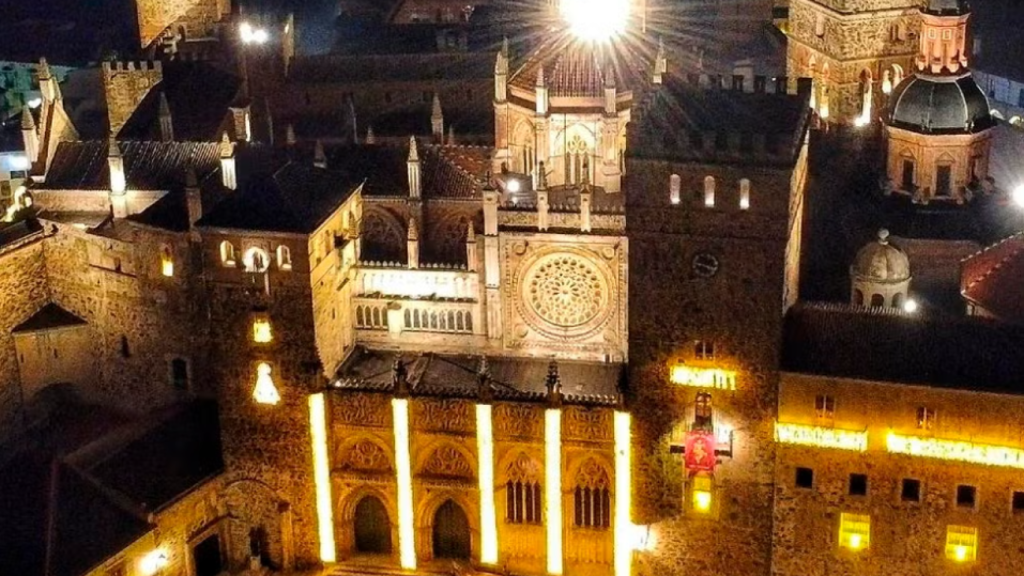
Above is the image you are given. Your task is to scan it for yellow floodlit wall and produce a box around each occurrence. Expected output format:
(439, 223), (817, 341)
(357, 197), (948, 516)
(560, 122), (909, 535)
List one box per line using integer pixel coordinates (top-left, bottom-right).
(946, 525), (978, 562)
(839, 513), (870, 551)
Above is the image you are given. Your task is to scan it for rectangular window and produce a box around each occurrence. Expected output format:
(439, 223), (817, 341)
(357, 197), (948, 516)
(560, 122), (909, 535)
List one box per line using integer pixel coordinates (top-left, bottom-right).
(917, 407), (936, 429)
(507, 481), (542, 524)
(694, 340), (715, 360)
(902, 160), (915, 190)
(936, 164), (952, 196)
(1012, 491), (1024, 512)
(839, 513), (870, 551)
(795, 467), (814, 488)
(945, 525), (978, 562)
(902, 479), (921, 502)
(815, 395), (836, 419)
(942, 29), (952, 40)
(849, 474), (868, 496)
(957, 485), (977, 508)
(692, 474), (713, 512)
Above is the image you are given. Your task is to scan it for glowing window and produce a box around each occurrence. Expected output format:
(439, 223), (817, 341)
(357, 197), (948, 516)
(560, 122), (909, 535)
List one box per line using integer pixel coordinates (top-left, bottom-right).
(703, 176), (715, 207)
(253, 362), (281, 405)
(243, 247), (270, 273)
(692, 474), (712, 513)
(839, 513), (870, 551)
(253, 317), (273, 343)
(669, 174), (681, 204)
(160, 245), (174, 277)
(739, 179), (750, 210)
(220, 241), (237, 267)
(945, 525), (977, 562)
(277, 245), (292, 270)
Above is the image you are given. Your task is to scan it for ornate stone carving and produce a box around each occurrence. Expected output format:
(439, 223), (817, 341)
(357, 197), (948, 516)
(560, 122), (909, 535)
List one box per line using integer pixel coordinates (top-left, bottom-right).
(496, 404), (542, 439)
(421, 445), (474, 479)
(575, 458), (611, 489)
(506, 452), (542, 483)
(417, 399), (472, 434)
(339, 439), (392, 473)
(361, 207), (405, 262)
(338, 394), (389, 427)
(564, 407), (611, 442)
(522, 254), (609, 338)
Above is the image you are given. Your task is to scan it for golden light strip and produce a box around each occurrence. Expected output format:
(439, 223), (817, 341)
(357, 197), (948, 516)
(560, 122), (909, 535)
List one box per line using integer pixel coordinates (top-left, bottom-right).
(670, 366), (737, 390)
(545, 408), (563, 575)
(308, 393), (336, 562)
(774, 422), (868, 451)
(392, 398), (417, 569)
(476, 404), (498, 564)
(887, 431), (1024, 469)
(613, 411), (633, 576)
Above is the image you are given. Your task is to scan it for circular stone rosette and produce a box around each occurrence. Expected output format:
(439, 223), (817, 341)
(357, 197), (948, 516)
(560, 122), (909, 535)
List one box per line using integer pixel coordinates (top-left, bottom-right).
(516, 250), (613, 340)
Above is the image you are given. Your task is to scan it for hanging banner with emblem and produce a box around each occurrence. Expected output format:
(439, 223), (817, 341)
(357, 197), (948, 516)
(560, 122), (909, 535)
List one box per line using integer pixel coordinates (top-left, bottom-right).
(684, 430), (717, 472)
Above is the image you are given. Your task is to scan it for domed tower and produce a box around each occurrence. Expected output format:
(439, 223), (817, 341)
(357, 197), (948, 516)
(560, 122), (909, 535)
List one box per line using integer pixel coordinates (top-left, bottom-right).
(884, 0), (996, 204)
(850, 229), (912, 308)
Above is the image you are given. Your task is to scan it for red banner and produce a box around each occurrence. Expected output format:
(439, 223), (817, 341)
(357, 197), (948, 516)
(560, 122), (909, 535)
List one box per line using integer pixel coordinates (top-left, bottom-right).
(684, 431), (717, 472)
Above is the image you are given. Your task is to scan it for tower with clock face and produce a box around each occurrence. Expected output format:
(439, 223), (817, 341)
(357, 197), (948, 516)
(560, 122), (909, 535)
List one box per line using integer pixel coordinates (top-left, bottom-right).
(623, 80), (811, 576)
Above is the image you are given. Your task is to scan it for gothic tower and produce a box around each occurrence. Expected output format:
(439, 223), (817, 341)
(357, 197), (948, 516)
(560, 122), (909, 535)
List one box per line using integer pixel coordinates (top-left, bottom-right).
(787, 0), (920, 123)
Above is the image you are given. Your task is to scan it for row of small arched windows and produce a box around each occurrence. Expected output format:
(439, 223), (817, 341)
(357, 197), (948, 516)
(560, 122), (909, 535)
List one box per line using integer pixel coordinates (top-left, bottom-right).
(853, 290), (905, 309)
(220, 242), (292, 273)
(670, 175), (750, 210)
(404, 309), (473, 333)
(355, 305), (389, 329)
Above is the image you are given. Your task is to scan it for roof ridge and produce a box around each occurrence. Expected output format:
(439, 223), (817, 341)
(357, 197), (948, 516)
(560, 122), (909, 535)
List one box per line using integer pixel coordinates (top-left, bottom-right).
(966, 243), (1024, 291)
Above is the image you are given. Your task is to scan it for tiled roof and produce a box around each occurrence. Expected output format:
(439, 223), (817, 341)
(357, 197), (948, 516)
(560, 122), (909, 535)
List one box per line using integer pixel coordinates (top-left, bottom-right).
(0, 218), (44, 249)
(424, 145), (492, 199)
(509, 34), (641, 97)
(961, 233), (1024, 324)
(13, 303), (87, 334)
(332, 348), (623, 406)
(289, 52), (494, 84)
(43, 141), (221, 191)
(782, 302), (1024, 393)
(118, 62), (241, 142)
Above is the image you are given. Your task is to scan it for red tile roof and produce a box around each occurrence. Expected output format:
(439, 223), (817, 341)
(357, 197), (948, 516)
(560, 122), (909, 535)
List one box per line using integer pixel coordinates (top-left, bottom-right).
(961, 233), (1024, 324)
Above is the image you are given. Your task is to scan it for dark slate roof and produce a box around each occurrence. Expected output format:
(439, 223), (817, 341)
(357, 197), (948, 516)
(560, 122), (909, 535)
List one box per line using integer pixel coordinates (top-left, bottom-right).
(290, 52), (493, 83)
(43, 141), (222, 191)
(0, 218), (44, 248)
(782, 302), (1024, 393)
(88, 400), (223, 513)
(629, 73), (810, 164)
(888, 73), (995, 134)
(924, 0), (970, 15)
(117, 62), (242, 141)
(0, 400), (223, 576)
(333, 348), (623, 406)
(423, 145), (491, 199)
(510, 33), (645, 97)
(13, 303), (87, 334)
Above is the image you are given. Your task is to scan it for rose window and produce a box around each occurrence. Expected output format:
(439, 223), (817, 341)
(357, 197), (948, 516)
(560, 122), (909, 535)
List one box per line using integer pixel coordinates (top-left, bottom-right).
(526, 255), (605, 330)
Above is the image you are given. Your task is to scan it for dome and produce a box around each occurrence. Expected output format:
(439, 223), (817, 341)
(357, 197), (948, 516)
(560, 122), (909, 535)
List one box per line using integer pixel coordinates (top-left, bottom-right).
(888, 73), (994, 134)
(851, 230), (911, 283)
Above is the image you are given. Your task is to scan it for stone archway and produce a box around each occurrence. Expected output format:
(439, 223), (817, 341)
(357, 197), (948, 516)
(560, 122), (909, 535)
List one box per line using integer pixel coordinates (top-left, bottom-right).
(432, 499), (471, 560)
(354, 495), (392, 554)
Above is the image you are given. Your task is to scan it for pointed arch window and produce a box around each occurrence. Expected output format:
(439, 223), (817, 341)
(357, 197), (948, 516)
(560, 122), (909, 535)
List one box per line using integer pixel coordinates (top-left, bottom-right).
(506, 454), (542, 524)
(277, 245), (292, 271)
(703, 176), (716, 207)
(573, 460), (611, 529)
(739, 179), (751, 210)
(670, 174), (681, 204)
(220, 241), (237, 267)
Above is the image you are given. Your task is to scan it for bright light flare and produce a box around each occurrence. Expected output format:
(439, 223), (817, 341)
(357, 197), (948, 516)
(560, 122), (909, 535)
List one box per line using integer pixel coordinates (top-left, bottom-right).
(614, 411), (632, 576)
(139, 549), (168, 576)
(393, 398), (417, 569)
(902, 298), (918, 314)
(308, 393), (336, 561)
(1012, 184), (1024, 208)
(476, 404), (498, 564)
(506, 178), (521, 193)
(560, 0), (629, 41)
(253, 363), (281, 405)
(240, 22), (269, 44)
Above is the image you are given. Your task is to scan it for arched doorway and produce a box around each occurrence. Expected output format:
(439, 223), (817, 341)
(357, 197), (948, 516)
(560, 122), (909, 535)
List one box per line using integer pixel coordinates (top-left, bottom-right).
(354, 496), (392, 554)
(432, 500), (471, 560)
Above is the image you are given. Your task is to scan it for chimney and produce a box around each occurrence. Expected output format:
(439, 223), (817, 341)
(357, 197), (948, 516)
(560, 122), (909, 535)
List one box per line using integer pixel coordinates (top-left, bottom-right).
(219, 132), (237, 190)
(407, 218), (419, 269)
(466, 222), (478, 272)
(407, 136), (421, 198)
(158, 91), (174, 141)
(21, 107), (38, 164)
(431, 94), (444, 141)
(108, 136), (127, 218)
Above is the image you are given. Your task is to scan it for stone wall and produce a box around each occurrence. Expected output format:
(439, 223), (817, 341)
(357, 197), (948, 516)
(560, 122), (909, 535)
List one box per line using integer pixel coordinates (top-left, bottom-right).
(774, 373), (1024, 576)
(135, 0), (226, 48)
(102, 61), (164, 136)
(0, 237), (49, 439)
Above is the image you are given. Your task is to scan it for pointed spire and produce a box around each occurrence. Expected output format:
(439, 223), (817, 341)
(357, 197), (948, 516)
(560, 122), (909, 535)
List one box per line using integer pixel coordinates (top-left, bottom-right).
(408, 135), (419, 162)
(186, 167), (199, 188)
(366, 125), (376, 144)
(21, 106), (35, 130)
(407, 217), (419, 240)
(447, 125), (456, 146)
(654, 37), (667, 84)
(38, 57), (52, 81)
(158, 91), (174, 141)
(605, 63), (616, 88)
(466, 221), (476, 242)
(108, 134), (121, 158)
(536, 64), (546, 87)
(392, 359), (409, 396)
(537, 160), (548, 191)
(476, 356), (492, 401)
(313, 139), (327, 169)
(580, 155), (590, 188)
(432, 93), (443, 119)
(546, 360), (563, 404)
(158, 91), (171, 117)
(501, 36), (509, 59)
(285, 123), (297, 146)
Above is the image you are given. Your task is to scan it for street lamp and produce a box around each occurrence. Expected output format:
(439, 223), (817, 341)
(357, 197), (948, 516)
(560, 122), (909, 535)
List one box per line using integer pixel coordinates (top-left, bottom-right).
(240, 22), (269, 45)
(1012, 184), (1024, 209)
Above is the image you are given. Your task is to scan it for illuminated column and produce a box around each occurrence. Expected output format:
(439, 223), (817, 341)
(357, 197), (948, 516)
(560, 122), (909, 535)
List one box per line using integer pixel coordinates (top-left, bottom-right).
(393, 397), (417, 569)
(614, 411), (632, 576)
(545, 407), (563, 575)
(476, 403), (498, 564)
(308, 393), (337, 562)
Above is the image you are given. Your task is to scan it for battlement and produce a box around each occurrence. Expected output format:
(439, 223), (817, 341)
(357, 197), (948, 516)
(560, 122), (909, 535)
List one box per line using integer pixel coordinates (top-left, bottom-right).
(102, 60), (164, 74)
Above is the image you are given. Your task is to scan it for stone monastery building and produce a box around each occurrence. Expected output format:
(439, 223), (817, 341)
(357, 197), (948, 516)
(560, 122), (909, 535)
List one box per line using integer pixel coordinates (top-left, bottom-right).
(1, 2), (1024, 576)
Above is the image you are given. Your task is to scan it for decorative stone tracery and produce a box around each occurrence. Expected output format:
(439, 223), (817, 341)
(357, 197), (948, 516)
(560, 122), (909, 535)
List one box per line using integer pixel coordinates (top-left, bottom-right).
(420, 445), (474, 480)
(338, 439), (392, 474)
